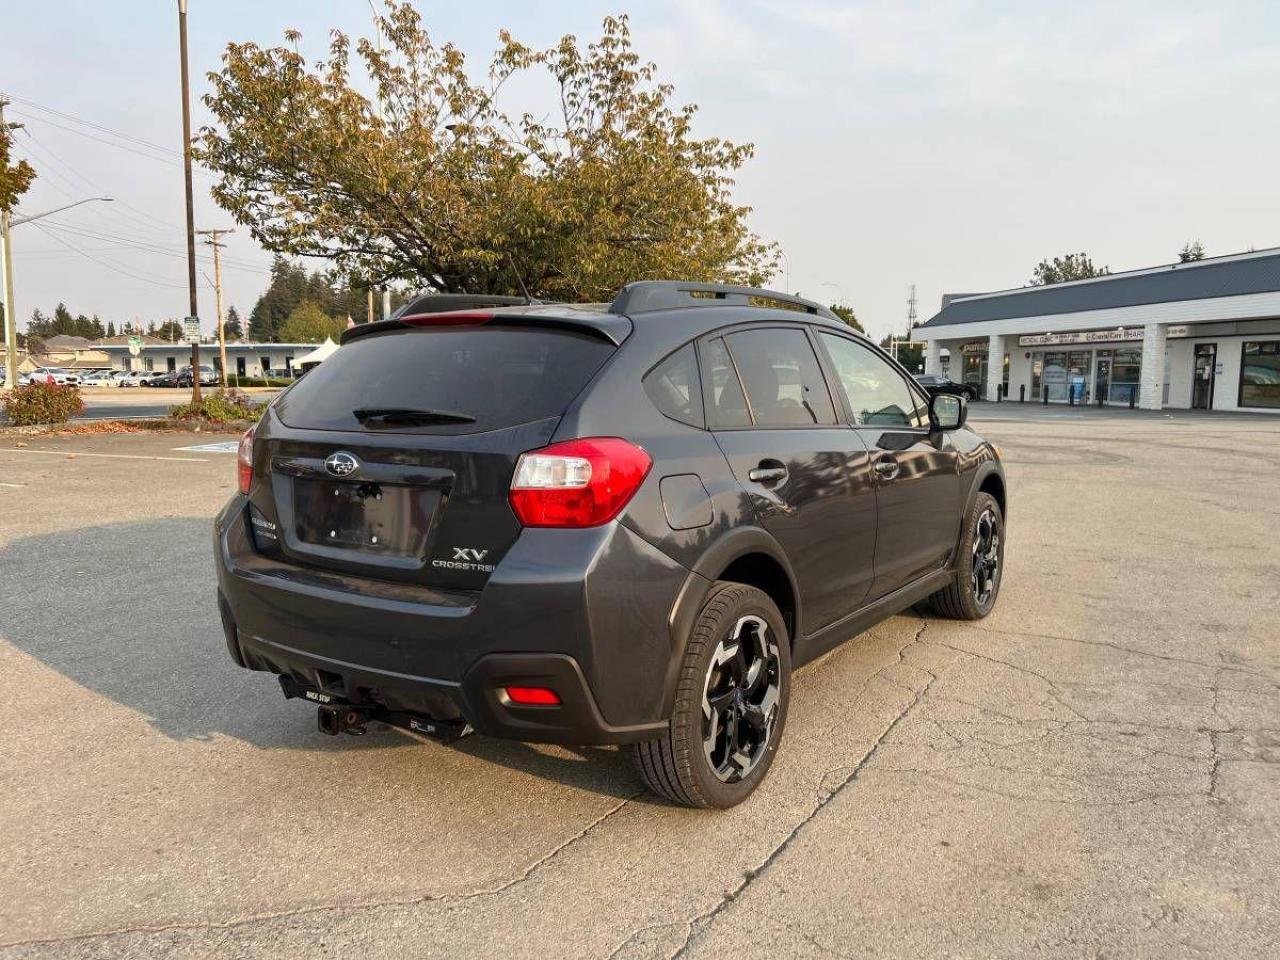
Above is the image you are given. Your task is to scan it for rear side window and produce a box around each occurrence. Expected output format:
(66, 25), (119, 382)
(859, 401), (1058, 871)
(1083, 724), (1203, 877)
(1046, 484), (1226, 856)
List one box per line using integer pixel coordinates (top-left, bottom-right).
(274, 326), (615, 433)
(703, 338), (751, 428)
(643, 343), (704, 427)
(724, 328), (836, 426)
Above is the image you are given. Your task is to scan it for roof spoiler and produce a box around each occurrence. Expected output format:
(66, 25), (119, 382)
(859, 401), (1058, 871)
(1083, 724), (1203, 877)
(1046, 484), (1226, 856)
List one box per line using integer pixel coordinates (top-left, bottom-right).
(608, 281), (839, 320)
(389, 293), (530, 321)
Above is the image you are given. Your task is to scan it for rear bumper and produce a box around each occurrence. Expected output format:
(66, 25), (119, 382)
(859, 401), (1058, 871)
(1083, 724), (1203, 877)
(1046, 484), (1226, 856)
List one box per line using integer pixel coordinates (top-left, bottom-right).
(214, 495), (683, 745)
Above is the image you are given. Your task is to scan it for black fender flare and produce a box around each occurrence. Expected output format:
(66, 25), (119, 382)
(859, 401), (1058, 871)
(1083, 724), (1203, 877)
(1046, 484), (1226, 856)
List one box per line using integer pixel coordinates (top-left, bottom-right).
(660, 525), (802, 717)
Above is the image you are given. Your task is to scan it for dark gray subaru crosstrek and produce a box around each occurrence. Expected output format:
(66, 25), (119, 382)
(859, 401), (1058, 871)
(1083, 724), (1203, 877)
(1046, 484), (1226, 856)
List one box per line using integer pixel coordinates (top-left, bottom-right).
(214, 281), (1006, 808)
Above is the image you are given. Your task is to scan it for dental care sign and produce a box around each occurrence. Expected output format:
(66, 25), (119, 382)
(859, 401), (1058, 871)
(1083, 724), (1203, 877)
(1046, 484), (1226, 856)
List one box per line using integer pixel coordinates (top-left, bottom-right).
(1019, 325), (1187, 347)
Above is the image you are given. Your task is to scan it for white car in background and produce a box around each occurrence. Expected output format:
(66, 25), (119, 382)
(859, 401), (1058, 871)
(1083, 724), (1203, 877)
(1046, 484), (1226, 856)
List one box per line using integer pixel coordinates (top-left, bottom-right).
(80, 370), (117, 387)
(117, 370), (159, 388)
(20, 367), (81, 386)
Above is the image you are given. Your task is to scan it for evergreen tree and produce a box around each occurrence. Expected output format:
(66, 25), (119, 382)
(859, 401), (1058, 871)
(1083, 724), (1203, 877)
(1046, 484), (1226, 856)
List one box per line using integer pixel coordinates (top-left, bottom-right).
(223, 305), (244, 340)
(106, 321), (117, 338)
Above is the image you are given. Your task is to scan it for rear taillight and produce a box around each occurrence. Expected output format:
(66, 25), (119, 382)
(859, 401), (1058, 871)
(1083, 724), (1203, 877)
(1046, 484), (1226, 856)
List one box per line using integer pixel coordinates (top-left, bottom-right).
(237, 424), (256, 494)
(509, 437), (652, 528)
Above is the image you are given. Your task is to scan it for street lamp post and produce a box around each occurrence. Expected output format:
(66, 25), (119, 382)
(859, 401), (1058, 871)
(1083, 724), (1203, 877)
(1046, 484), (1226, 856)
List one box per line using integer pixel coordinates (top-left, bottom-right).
(2, 197), (114, 392)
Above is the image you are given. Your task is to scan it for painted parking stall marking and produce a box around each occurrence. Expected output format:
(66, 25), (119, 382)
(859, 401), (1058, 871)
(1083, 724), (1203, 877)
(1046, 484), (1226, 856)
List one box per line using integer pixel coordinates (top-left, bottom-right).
(174, 441), (241, 453)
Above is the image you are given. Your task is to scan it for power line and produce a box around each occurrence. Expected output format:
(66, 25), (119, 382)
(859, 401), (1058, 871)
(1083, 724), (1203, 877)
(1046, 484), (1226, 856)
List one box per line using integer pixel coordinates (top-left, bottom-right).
(29, 222), (190, 289)
(1, 92), (179, 158)
(9, 111), (188, 169)
(36, 219), (269, 274)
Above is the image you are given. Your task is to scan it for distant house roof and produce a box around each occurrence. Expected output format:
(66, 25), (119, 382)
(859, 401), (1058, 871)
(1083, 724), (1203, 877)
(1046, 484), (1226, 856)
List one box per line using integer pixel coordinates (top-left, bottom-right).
(93, 334), (170, 346)
(42, 334), (96, 349)
(921, 247), (1280, 328)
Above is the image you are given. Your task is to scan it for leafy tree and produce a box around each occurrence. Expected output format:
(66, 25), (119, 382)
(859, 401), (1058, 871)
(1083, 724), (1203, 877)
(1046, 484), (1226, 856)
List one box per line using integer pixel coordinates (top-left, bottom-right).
(223, 305), (243, 340)
(249, 256), (369, 341)
(198, 4), (776, 301)
(1179, 240), (1205, 262)
(828, 303), (864, 333)
(1030, 253), (1110, 285)
(279, 300), (345, 343)
(27, 304), (104, 339)
(155, 320), (184, 342)
(0, 120), (35, 214)
(880, 335), (923, 373)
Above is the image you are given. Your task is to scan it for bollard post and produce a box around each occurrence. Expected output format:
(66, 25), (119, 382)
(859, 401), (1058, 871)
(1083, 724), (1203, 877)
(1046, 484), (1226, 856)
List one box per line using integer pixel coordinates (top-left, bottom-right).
(1042, 385), (1049, 404)
(1129, 388), (1136, 409)
(1019, 384), (1025, 403)
(1069, 385), (1075, 405)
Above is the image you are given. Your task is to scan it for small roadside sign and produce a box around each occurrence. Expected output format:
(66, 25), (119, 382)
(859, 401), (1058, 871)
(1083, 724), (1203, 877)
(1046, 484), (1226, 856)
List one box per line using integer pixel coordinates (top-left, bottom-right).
(183, 316), (200, 343)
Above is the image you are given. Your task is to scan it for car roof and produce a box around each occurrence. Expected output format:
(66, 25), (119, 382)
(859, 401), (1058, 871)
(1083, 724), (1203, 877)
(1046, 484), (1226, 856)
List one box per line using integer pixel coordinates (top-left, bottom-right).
(343, 283), (863, 348)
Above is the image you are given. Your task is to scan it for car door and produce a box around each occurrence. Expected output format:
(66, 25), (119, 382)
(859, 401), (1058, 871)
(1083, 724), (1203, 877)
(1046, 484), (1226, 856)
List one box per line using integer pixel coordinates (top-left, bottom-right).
(815, 331), (961, 600)
(701, 326), (877, 634)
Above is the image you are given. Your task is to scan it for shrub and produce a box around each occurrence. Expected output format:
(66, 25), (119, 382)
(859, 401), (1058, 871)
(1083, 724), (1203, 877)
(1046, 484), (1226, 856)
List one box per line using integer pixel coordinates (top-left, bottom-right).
(169, 390), (262, 424)
(2, 381), (85, 425)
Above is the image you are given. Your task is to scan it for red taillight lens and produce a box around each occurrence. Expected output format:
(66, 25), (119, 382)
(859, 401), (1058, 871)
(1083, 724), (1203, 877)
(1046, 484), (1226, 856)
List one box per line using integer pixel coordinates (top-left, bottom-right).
(237, 424), (256, 495)
(508, 437), (652, 528)
(503, 686), (562, 706)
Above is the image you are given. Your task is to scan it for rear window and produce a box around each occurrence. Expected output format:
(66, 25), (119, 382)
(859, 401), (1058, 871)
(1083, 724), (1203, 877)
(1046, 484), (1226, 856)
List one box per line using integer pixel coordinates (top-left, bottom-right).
(274, 325), (615, 433)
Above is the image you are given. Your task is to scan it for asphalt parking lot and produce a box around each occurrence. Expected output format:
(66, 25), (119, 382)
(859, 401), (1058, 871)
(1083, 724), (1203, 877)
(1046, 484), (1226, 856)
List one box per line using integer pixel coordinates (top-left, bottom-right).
(2, 412), (1278, 959)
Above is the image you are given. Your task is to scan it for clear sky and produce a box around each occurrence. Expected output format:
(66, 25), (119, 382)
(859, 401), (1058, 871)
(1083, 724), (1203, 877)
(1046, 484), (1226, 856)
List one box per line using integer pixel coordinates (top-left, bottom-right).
(5, 0), (1279, 341)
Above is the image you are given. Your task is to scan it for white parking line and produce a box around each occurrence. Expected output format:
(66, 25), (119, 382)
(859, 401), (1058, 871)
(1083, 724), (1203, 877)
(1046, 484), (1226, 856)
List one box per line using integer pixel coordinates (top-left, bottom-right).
(0, 481), (24, 488)
(0, 448), (208, 463)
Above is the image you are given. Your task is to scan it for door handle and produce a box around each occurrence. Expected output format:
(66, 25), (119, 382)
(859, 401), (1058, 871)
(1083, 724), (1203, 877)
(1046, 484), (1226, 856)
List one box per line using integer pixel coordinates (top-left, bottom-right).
(873, 455), (900, 481)
(748, 461), (788, 485)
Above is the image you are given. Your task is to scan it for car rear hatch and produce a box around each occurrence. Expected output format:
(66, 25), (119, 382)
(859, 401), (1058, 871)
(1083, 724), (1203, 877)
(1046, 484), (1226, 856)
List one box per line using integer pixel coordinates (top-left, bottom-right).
(243, 319), (620, 593)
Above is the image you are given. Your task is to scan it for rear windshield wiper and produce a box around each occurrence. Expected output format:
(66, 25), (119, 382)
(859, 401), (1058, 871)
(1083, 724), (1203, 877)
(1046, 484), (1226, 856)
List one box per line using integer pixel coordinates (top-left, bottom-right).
(353, 407), (476, 426)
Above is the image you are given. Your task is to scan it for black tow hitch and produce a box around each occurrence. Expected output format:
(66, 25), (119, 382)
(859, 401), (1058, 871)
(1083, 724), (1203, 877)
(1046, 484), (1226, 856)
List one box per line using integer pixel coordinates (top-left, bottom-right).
(277, 675), (472, 744)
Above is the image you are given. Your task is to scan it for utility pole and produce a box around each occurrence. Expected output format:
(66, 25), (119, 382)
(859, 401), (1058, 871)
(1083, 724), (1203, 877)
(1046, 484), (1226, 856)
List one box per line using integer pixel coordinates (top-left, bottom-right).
(177, 0), (201, 403)
(1, 99), (21, 393)
(366, 288), (374, 324)
(198, 228), (234, 389)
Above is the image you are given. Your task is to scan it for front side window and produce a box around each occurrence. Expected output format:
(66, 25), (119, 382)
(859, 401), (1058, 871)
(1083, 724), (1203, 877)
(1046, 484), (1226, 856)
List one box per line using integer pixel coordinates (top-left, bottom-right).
(1241, 341), (1280, 409)
(818, 333), (921, 428)
(723, 328), (836, 426)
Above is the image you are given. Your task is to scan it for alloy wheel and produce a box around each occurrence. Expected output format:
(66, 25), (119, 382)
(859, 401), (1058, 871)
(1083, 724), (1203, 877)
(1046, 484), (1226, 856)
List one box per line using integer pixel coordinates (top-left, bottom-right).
(702, 615), (782, 783)
(970, 508), (1000, 607)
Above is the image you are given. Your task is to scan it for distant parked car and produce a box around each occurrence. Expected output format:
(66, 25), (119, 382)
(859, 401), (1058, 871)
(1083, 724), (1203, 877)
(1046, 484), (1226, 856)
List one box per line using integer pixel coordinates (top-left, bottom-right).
(80, 370), (118, 387)
(117, 371), (156, 388)
(914, 374), (979, 401)
(20, 367), (81, 386)
(261, 368), (296, 380)
(177, 364), (220, 388)
(146, 370), (183, 388)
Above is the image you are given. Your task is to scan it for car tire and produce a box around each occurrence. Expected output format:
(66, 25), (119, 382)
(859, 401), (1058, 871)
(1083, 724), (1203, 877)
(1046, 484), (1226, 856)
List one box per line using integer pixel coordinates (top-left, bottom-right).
(928, 491), (1004, 620)
(632, 581), (791, 809)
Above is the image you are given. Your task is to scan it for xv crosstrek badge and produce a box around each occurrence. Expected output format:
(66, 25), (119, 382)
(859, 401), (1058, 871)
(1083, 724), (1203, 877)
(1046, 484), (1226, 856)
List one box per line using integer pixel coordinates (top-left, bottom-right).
(215, 282), (1006, 808)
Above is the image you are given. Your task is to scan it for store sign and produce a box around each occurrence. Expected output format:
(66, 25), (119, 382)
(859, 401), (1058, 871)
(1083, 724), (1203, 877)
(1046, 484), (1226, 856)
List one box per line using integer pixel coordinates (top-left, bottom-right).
(960, 341), (988, 354)
(1018, 325), (1188, 347)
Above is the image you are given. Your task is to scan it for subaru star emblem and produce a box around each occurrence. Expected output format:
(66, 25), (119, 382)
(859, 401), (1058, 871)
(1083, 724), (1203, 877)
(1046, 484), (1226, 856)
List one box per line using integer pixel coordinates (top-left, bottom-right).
(325, 451), (360, 478)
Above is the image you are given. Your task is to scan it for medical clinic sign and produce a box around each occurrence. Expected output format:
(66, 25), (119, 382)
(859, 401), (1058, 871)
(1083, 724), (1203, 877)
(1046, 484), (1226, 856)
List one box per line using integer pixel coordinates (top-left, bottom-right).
(1018, 326), (1188, 347)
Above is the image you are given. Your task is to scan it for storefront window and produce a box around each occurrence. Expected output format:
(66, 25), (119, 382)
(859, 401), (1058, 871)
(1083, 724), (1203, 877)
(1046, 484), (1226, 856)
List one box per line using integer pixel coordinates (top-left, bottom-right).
(1111, 348), (1141, 404)
(961, 343), (987, 395)
(1040, 351), (1070, 401)
(1240, 341), (1280, 409)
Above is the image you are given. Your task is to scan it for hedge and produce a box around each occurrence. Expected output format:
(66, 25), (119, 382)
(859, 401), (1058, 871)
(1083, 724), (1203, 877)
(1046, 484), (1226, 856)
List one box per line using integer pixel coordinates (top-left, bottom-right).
(2, 381), (86, 425)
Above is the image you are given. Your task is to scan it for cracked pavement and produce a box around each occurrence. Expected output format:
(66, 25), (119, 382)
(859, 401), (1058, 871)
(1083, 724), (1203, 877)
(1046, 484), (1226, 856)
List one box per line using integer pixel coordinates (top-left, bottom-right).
(2, 412), (1278, 959)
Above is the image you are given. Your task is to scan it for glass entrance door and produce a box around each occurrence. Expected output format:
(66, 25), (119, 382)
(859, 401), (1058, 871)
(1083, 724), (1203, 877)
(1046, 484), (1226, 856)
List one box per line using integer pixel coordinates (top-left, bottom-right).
(1095, 357), (1112, 404)
(1193, 343), (1216, 409)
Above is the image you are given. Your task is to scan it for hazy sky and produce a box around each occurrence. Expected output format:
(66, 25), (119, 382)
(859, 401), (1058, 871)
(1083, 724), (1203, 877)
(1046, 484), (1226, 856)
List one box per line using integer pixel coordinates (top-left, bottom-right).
(5, 0), (1279, 342)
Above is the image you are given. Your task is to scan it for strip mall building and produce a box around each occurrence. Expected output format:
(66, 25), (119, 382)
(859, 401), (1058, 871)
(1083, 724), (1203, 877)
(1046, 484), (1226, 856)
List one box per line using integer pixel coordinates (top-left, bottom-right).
(914, 248), (1280, 412)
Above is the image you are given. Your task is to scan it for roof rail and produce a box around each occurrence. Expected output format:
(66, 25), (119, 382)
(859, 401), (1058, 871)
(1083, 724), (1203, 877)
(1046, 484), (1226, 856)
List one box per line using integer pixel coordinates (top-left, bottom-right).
(608, 281), (838, 320)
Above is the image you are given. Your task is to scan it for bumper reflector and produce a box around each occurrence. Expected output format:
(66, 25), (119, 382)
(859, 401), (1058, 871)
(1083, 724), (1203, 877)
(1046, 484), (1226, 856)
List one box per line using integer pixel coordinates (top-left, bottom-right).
(503, 685), (561, 706)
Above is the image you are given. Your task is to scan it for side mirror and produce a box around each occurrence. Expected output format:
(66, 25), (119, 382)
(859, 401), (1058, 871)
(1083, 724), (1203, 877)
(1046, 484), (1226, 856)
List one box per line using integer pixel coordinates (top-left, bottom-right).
(930, 392), (967, 431)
